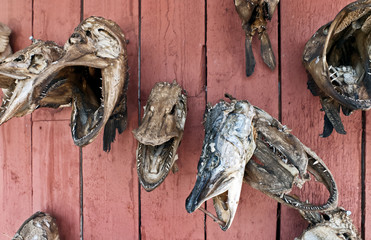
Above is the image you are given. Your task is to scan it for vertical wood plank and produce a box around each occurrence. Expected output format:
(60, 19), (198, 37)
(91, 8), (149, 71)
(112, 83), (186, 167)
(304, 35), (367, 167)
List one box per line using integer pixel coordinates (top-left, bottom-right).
(365, 111), (371, 238)
(82, 1), (140, 239)
(0, 1), (33, 238)
(206, 0), (279, 238)
(140, 0), (206, 239)
(280, 1), (362, 239)
(32, 0), (81, 121)
(32, 121), (80, 239)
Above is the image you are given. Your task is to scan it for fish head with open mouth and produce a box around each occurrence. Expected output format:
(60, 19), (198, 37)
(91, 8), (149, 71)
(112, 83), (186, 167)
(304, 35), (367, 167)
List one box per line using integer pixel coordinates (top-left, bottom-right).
(234, 0), (279, 77)
(133, 81), (187, 191)
(303, 0), (371, 137)
(0, 22), (12, 61)
(186, 95), (256, 231)
(13, 211), (60, 240)
(244, 106), (338, 212)
(0, 40), (64, 124)
(296, 208), (361, 240)
(0, 16), (129, 151)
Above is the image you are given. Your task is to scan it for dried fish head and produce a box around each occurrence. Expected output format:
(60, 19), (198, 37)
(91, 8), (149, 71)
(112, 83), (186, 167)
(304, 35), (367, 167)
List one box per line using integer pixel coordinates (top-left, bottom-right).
(13, 212), (60, 240)
(133, 81), (187, 191)
(234, 0), (279, 76)
(0, 40), (64, 124)
(303, 0), (371, 137)
(244, 106), (338, 211)
(0, 16), (129, 151)
(186, 96), (256, 231)
(0, 22), (12, 61)
(296, 208), (361, 240)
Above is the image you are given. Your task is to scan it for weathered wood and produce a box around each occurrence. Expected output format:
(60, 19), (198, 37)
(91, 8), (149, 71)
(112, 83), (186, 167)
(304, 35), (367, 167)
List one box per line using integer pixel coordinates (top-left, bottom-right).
(0, 1), (33, 238)
(365, 111), (371, 238)
(280, 0), (362, 239)
(32, 0), (81, 121)
(140, 0), (205, 239)
(81, 0), (140, 238)
(32, 121), (80, 240)
(206, 0), (278, 238)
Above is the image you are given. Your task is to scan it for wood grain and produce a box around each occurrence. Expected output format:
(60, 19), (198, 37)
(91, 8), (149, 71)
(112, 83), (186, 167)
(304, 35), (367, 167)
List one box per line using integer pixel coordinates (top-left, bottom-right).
(140, 0), (206, 239)
(81, 0), (140, 238)
(32, 0), (81, 121)
(280, 0), (362, 239)
(0, 1), (33, 238)
(206, 0), (279, 238)
(32, 121), (80, 240)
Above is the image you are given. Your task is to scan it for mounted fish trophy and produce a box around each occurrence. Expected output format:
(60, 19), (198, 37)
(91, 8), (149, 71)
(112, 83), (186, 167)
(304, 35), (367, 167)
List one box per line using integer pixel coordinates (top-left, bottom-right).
(13, 212), (60, 240)
(0, 16), (129, 151)
(133, 81), (187, 191)
(303, 0), (371, 137)
(186, 95), (338, 231)
(0, 22), (12, 61)
(295, 208), (361, 240)
(234, 0), (279, 77)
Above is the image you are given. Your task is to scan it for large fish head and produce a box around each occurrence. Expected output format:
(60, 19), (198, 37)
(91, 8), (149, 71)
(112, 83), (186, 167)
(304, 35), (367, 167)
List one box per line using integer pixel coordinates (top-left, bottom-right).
(33, 16), (129, 150)
(0, 40), (63, 124)
(303, 1), (371, 111)
(133, 81), (187, 191)
(186, 98), (256, 231)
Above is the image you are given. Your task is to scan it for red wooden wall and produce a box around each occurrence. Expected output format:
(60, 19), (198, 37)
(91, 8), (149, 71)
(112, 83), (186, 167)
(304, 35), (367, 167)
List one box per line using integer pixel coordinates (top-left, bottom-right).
(0, 0), (369, 239)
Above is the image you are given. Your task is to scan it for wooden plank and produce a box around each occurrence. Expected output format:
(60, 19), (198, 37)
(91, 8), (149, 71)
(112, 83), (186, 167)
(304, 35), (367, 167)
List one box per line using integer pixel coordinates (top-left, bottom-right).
(0, 1), (33, 238)
(206, 0), (279, 238)
(32, 0), (81, 121)
(140, 0), (205, 239)
(365, 111), (371, 238)
(280, 0), (362, 239)
(32, 121), (80, 239)
(81, 1), (139, 239)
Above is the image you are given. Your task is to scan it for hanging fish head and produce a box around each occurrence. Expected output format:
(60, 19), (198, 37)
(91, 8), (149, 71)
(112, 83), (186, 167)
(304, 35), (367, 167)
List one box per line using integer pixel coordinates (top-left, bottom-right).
(13, 211), (60, 240)
(0, 40), (64, 124)
(186, 97), (256, 231)
(296, 208), (361, 240)
(53, 16), (129, 150)
(303, 1), (371, 136)
(133, 81), (187, 191)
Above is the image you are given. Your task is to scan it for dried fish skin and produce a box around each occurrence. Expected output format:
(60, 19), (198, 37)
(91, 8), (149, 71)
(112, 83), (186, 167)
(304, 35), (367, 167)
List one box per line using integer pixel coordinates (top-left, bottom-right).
(133, 81), (187, 192)
(244, 106), (338, 212)
(303, 0), (371, 137)
(13, 212), (60, 240)
(186, 96), (256, 231)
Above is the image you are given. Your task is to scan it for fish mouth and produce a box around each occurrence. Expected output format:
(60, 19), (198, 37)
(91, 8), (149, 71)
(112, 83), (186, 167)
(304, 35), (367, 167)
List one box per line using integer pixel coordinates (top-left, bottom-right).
(185, 167), (242, 231)
(136, 137), (180, 191)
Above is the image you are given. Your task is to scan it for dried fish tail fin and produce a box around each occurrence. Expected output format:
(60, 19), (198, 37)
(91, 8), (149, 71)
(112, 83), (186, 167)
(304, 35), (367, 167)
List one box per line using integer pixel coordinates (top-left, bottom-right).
(245, 33), (256, 77)
(260, 31), (276, 70)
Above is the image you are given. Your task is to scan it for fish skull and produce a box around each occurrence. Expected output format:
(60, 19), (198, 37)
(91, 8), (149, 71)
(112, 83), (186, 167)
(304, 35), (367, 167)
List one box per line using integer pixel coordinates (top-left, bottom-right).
(133, 81), (187, 191)
(186, 95), (256, 231)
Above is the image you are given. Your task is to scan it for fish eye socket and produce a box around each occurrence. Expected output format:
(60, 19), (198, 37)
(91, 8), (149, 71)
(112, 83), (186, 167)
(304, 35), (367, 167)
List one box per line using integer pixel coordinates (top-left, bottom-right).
(209, 154), (220, 169)
(170, 104), (176, 115)
(14, 55), (25, 62)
